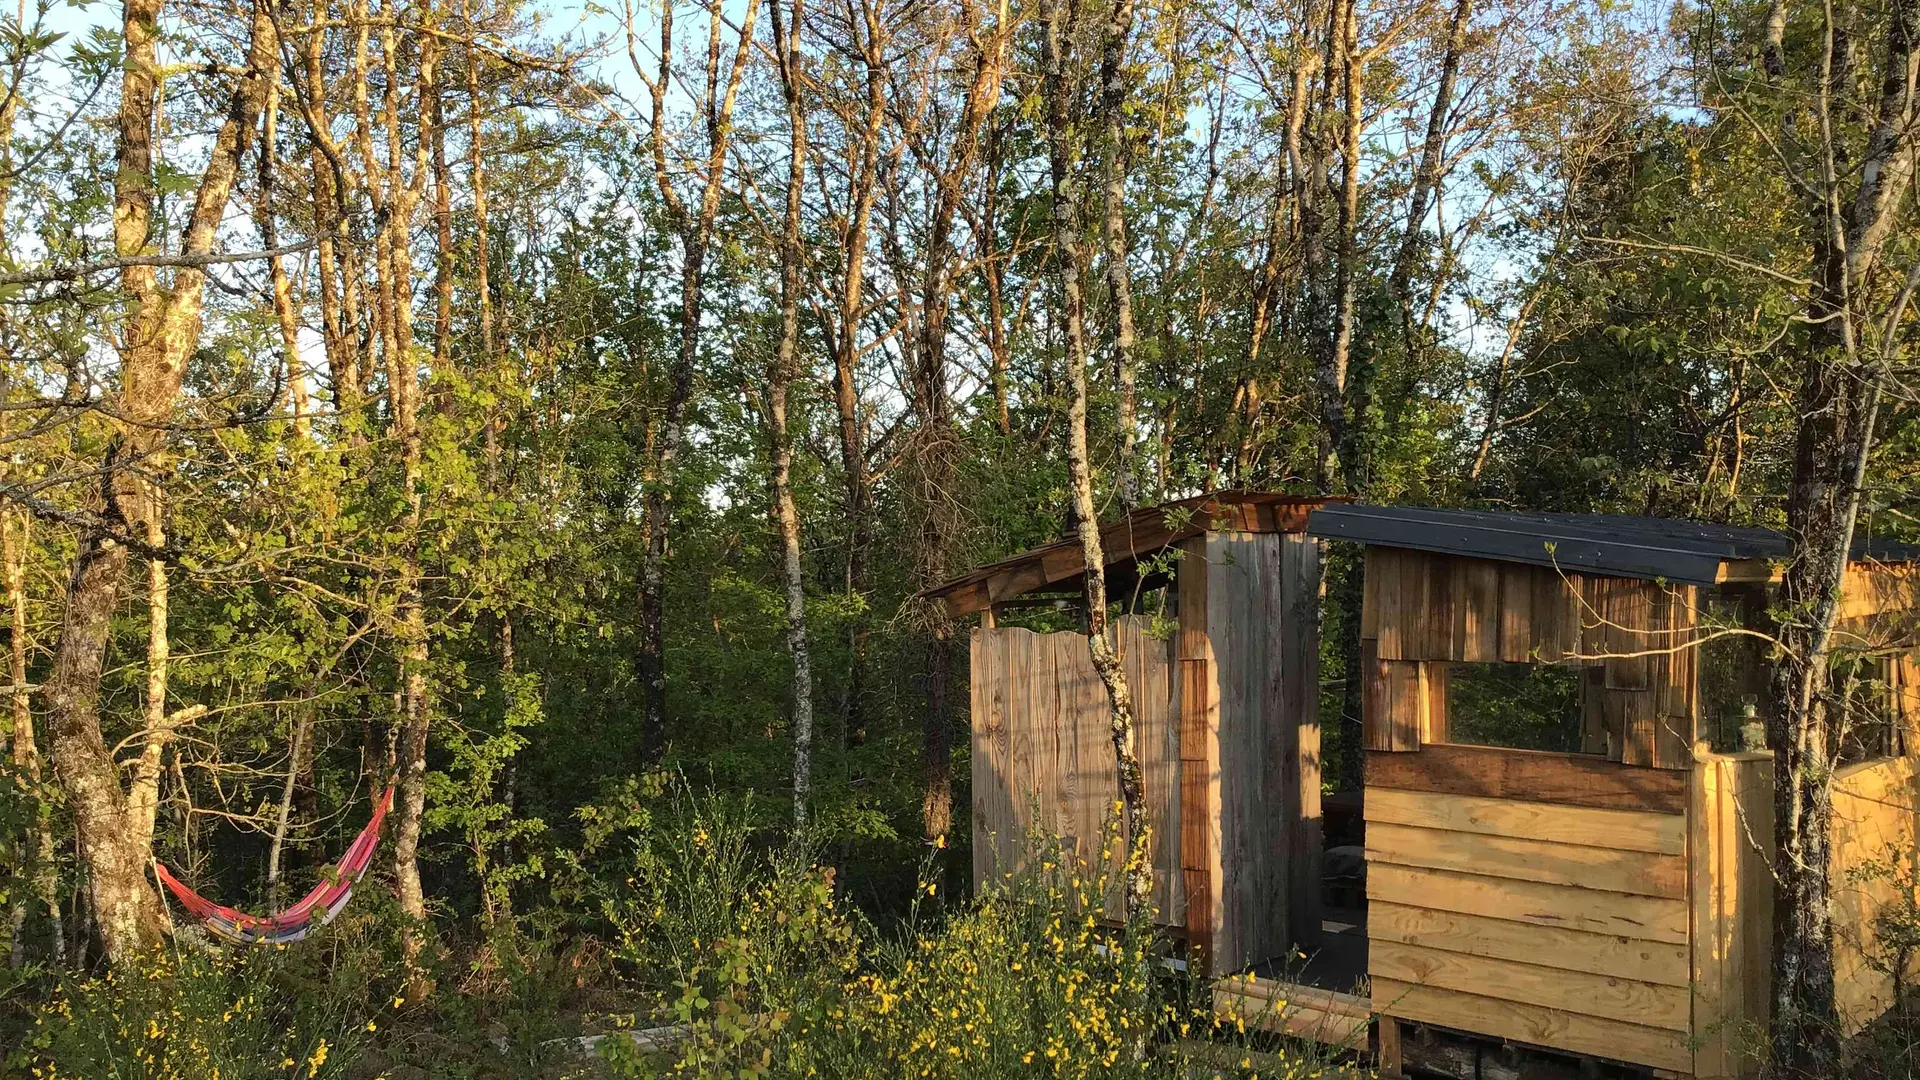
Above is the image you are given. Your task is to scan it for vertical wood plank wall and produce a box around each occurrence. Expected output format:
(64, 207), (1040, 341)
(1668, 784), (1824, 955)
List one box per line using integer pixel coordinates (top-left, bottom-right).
(1202, 530), (1321, 971)
(967, 530), (1319, 975)
(1689, 742), (1919, 1077)
(970, 615), (1183, 922)
(1690, 749), (1775, 1080)
(1363, 773), (1694, 1074)
(1360, 548), (1699, 768)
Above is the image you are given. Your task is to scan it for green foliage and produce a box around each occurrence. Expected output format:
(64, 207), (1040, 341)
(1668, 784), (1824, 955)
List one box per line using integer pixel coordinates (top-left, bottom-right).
(1445, 662), (1587, 753)
(12, 946), (374, 1080)
(596, 795), (1358, 1080)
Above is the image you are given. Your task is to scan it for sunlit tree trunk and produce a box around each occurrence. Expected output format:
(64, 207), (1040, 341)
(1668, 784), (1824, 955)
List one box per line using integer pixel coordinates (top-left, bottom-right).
(1762, 0), (1918, 1071)
(635, 0), (760, 762)
(42, 0), (277, 962)
(1046, 0), (1150, 913)
(1096, 0), (1139, 511)
(914, 0), (1010, 839)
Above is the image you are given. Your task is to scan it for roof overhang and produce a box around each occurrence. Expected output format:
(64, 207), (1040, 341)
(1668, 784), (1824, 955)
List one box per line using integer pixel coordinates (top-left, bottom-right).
(924, 490), (1332, 617)
(1308, 503), (1920, 587)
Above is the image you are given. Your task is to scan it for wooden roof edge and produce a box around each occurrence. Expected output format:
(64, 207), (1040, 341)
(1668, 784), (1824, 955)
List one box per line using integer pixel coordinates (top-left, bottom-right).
(923, 491), (1335, 616)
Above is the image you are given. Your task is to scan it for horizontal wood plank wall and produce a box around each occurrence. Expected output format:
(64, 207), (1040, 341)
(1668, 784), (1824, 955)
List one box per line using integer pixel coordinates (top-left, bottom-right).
(1830, 756), (1920, 1037)
(970, 616), (1182, 923)
(1689, 748), (1775, 1080)
(1365, 780), (1692, 1074)
(1360, 548), (1700, 767)
(1364, 743), (1689, 814)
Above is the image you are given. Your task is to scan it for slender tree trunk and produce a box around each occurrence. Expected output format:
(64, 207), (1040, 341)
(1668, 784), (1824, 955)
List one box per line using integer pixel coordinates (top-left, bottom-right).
(259, 75), (310, 440)
(982, 118), (1012, 434)
(1766, 0), (1918, 1069)
(42, 0), (276, 963)
(1046, 0), (1149, 913)
(913, 0), (1009, 839)
(1096, 0), (1138, 510)
(0, 27), (59, 967)
(1386, 0), (1470, 318)
(1327, 0), (1365, 491)
(4, 497), (59, 967)
(382, 0), (436, 943)
(265, 712), (309, 908)
(636, 0), (760, 762)
(769, 0), (815, 828)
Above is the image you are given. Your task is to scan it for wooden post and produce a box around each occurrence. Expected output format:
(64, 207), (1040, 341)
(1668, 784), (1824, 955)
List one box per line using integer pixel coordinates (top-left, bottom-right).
(1376, 1016), (1404, 1078)
(1177, 539), (1216, 975)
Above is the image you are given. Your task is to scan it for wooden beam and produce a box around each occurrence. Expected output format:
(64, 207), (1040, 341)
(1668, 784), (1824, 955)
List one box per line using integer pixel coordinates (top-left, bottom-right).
(1364, 743), (1688, 814)
(1364, 787), (1686, 855)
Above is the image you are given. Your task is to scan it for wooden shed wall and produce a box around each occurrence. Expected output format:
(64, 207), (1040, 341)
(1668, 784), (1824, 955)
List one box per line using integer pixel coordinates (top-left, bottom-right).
(1364, 761), (1694, 1074)
(1689, 750), (1775, 1080)
(1831, 756), (1920, 1036)
(970, 616), (1183, 922)
(1361, 547), (1702, 768)
(967, 530), (1320, 973)
(1190, 530), (1321, 972)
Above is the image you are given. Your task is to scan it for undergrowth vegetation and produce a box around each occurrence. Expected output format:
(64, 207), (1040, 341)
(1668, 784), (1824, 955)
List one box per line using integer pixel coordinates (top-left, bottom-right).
(4, 789), (1361, 1079)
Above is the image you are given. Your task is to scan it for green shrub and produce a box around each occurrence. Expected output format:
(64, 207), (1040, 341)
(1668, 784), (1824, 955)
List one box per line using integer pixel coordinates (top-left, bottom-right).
(13, 945), (375, 1080)
(599, 795), (1358, 1080)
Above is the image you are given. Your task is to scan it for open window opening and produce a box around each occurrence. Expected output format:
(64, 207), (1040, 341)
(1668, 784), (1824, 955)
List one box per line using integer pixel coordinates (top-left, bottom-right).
(1442, 661), (1591, 754)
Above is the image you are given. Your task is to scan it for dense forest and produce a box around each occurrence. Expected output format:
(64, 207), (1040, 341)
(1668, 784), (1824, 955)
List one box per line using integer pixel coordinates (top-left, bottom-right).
(0, 0), (1915, 1072)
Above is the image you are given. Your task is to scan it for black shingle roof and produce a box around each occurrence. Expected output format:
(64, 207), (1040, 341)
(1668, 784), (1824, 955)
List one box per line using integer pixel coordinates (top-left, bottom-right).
(1306, 504), (1920, 585)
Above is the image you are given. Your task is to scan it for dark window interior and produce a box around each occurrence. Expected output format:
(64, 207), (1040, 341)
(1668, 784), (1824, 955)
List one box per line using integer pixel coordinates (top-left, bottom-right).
(1697, 592), (1772, 752)
(1444, 662), (1591, 754)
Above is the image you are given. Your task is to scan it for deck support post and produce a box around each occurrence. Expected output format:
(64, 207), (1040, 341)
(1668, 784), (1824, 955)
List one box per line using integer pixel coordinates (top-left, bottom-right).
(1377, 1016), (1404, 1078)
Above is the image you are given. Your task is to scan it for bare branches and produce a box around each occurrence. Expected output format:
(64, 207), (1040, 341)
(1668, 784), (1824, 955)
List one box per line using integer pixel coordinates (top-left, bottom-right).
(0, 240), (319, 289)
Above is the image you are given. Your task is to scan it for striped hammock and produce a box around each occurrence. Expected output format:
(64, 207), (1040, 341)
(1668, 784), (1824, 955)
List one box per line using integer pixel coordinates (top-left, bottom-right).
(155, 785), (394, 945)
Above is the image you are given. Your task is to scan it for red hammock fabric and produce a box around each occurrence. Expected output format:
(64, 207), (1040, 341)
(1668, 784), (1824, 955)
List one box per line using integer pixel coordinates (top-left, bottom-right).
(155, 785), (394, 945)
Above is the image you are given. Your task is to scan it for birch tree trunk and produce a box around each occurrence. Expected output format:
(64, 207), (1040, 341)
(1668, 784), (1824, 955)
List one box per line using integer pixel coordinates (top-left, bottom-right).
(769, 0), (815, 828)
(1046, 0), (1150, 914)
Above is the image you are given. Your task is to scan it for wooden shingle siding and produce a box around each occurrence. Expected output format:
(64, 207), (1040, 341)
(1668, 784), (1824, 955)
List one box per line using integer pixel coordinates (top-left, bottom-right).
(1359, 548), (1704, 767)
(1365, 783), (1692, 1073)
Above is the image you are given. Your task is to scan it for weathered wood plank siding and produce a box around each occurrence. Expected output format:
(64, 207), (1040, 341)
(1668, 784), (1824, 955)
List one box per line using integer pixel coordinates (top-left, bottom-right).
(1364, 782), (1693, 1074)
(1206, 531), (1320, 970)
(1360, 548), (1700, 767)
(970, 616), (1182, 922)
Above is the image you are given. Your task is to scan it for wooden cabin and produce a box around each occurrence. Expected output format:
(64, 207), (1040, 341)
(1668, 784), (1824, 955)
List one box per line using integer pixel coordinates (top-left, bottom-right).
(925, 491), (1331, 975)
(1254, 504), (1920, 1079)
